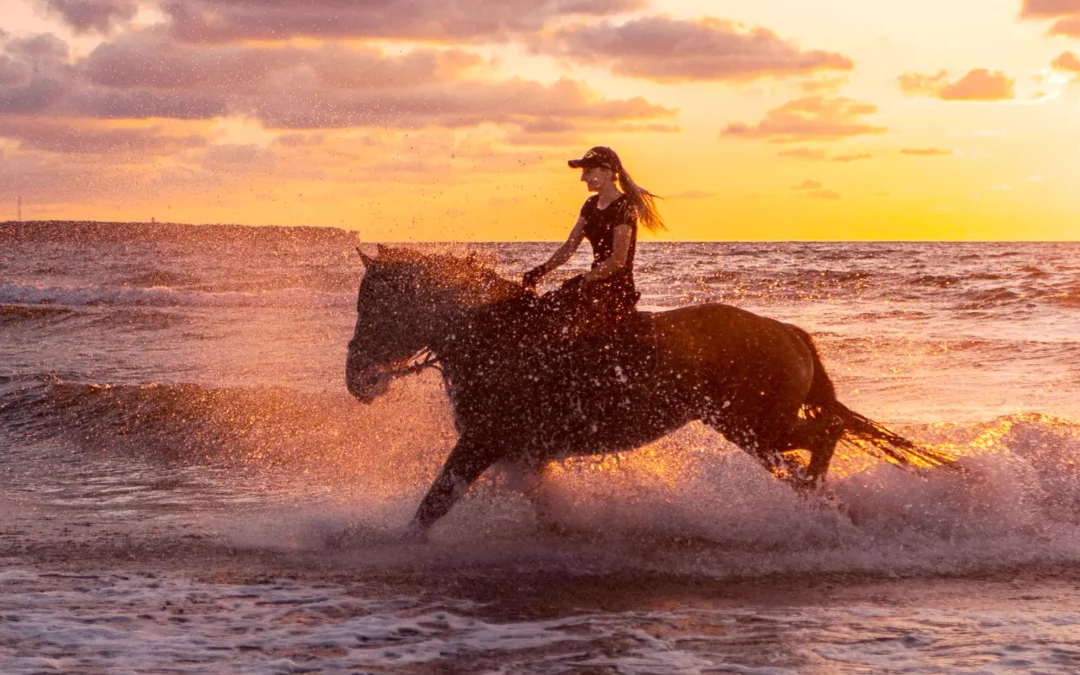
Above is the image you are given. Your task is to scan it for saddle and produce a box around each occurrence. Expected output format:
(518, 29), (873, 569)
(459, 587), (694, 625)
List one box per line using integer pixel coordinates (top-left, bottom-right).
(467, 288), (658, 383)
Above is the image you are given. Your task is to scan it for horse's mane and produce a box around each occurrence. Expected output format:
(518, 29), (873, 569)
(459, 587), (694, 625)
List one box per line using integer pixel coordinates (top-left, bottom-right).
(372, 246), (525, 309)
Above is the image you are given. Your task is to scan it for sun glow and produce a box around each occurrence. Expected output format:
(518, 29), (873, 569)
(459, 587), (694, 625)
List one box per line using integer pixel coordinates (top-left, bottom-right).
(1, 0), (1077, 239)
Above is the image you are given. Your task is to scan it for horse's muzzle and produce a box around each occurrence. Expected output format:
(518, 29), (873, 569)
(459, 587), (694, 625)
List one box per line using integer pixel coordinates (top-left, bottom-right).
(345, 359), (391, 404)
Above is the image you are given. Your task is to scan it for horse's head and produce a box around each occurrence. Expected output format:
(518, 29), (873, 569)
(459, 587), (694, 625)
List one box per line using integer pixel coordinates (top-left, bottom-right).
(345, 245), (523, 403)
(346, 246), (433, 402)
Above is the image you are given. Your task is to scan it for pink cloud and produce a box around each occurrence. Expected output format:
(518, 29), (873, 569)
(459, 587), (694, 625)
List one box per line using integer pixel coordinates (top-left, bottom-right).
(777, 147), (828, 160)
(35, 0), (138, 36)
(901, 148), (952, 156)
(806, 189), (841, 200)
(0, 31), (675, 137)
(161, 0), (645, 43)
(792, 179), (822, 190)
(0, 118), (206, 154)
(1019, 1), (1080, 36)
(1048, 16), (1080, 34)
(898, 68), (1015, 101)
(541, 16), (854, 83)
(1052, 51), (1080, 71)
(832, 153), (872, 163)
(1020, 0), (1080, 17)
(722, 96), (886, 143)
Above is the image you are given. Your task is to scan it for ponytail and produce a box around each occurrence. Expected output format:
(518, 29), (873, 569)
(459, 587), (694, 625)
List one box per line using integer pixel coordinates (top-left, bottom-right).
(615, 164), (665, 233)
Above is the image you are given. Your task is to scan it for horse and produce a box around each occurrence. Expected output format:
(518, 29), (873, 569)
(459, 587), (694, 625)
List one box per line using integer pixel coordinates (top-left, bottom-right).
(345, 245), (952, 534)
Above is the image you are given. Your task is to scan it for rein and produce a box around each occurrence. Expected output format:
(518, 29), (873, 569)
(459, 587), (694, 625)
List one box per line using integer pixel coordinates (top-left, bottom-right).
(379, 348), (443, 380)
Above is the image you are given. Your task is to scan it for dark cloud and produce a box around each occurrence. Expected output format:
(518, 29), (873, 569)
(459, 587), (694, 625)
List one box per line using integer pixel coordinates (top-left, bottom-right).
(0, 118), (206, 154)
(0, 30), (675, 150)
(83, 30), (484, 90)
(541, 16), (854, 83)
(722, 96), (885, 143)
(898, 68), (1015, 101)
(247, 76), (673, 129)
(0, 34), (73, 115)
(36, 0), (138, 35)
(161, 0), (645, 43)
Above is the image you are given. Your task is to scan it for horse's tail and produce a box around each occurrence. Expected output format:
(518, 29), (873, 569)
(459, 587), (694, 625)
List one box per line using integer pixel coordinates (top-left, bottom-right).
(792, 326), (955, 470)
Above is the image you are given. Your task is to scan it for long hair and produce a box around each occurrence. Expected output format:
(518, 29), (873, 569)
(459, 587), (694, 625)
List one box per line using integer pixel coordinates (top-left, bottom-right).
(612, 155), (665, 233)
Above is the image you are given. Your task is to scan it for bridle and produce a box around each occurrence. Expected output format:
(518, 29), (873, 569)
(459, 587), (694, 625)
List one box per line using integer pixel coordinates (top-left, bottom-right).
(371, 347), (443, 381)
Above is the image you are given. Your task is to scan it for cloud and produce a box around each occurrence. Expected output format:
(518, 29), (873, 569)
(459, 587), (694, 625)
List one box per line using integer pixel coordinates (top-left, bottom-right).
(83, 31), (485, 90)
(777, 148), (872, 162)
(0, 31), (675, 135)
(1020, 0), (1080, 17)
(901, 147), (952, 156)
(790, 179), (840, 199)
(898, 68), (1015, 101)
(161, 0), (645, 43)
(1020, 1), (1080, 36)
(722, 96), (886, 143)
(0, 118), (206, 155)
(832, 153), (872, 163)
(1048, 16), (1080, 35)
(35, 0), (138, 36)
(538, 16), (853, 83)
(1052, 51), (1080, 72)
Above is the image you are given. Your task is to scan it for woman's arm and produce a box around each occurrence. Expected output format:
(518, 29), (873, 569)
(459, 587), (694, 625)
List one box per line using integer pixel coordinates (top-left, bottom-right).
(583, 224), (632, 282)
(523, 216), (586, 287)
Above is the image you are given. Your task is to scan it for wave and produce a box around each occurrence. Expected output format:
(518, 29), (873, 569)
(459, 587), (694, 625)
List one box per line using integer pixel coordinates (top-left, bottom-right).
(3, 373), (1080, 579)
(0, 282), (351, 309)
(0, 220), (359, 247)
(118, 270), (204, 289)
(0, 304), (75, 325)
(0, 377), (453, 483)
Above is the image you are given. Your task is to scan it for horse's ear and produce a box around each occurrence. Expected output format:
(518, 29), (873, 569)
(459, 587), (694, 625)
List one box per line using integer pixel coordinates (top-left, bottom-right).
(356, 247), (375, 268)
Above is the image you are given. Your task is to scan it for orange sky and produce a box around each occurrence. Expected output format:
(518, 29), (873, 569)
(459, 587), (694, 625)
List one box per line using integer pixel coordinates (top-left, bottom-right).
(1, 0), (1078, 240)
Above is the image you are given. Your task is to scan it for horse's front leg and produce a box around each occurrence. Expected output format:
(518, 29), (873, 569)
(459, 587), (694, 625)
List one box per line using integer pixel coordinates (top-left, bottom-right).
(410, 436), (502, 534)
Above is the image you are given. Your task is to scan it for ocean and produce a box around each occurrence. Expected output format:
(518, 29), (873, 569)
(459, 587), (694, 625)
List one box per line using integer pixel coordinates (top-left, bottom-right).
(1, 221), (1079, 673)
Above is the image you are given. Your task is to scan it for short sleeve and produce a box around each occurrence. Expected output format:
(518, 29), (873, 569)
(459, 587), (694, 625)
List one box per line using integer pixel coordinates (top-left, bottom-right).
(618, 198), (637, 229)
(580, 195), (598, 218)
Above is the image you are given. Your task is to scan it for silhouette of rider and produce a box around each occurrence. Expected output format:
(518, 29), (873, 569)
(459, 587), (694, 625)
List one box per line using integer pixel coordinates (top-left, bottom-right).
(522, 147), (665, 333)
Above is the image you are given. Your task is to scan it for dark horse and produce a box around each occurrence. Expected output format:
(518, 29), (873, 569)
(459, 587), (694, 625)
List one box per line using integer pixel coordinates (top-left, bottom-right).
(346, 246), (951, 533)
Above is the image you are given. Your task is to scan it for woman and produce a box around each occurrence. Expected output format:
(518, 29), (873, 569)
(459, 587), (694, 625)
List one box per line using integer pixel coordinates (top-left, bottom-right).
(522, 146), (664, 329)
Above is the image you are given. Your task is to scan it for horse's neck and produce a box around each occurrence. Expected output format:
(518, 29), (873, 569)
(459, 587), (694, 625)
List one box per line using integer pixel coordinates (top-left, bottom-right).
(417, 274), (522, 350)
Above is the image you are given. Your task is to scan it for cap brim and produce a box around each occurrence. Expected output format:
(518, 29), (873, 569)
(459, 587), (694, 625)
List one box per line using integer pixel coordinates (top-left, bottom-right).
(568, 159), (585, 168)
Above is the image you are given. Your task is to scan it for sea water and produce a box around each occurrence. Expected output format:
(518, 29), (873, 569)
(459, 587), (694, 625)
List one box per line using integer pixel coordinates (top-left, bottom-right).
(1, 222), (1079, 673)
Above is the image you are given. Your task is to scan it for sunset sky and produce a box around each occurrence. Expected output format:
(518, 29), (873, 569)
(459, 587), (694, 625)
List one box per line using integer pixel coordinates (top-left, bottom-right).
(1, 0), (1078, 240)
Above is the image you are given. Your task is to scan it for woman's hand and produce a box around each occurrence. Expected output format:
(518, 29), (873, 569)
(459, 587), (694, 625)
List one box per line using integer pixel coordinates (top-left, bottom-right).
(522, 267), (546, 290)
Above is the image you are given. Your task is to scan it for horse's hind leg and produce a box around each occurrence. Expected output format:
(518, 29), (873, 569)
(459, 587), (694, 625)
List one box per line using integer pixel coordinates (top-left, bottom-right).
(803, 411), (846, 486)
(706, 410), (815, 491)
(411, 436), (502, 532)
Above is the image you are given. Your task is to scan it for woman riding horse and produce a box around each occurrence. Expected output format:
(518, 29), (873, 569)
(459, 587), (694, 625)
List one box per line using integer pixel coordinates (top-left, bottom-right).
(523, 147), (664, 330)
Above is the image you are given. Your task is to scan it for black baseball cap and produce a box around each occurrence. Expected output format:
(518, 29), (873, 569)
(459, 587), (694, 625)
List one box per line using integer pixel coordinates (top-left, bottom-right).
(568, 146), (620, 170)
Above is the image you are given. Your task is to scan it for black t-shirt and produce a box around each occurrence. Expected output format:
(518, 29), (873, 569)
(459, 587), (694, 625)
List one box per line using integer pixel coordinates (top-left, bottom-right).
(580, 194), (637, 283)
